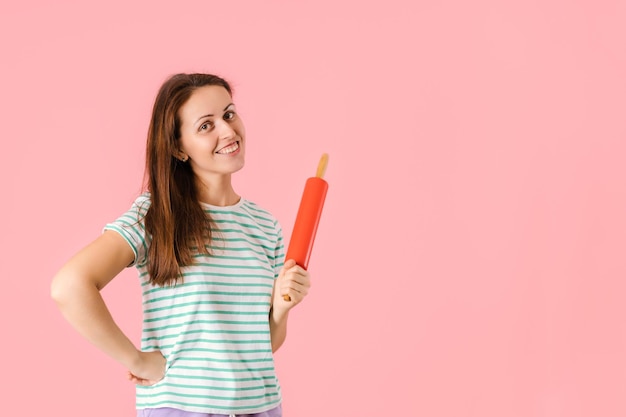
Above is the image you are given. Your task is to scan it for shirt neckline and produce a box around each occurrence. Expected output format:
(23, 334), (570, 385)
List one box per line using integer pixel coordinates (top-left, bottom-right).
(199, 197), (245, 211)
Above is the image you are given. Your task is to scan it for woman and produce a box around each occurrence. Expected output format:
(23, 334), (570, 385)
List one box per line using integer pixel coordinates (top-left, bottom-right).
(51, 73), (311, 417)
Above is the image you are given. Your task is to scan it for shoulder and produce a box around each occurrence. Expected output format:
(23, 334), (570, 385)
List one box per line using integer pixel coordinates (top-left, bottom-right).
(239, 199), (282, 232)
(134, 192), (152, 207)
(128, 192), (152, 215)
(109, 192), (151, 226)
(240, 199), (278, 221)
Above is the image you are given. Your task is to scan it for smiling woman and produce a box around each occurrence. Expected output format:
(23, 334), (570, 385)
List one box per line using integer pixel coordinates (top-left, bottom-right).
(177, 87), (246, 180)
(50, 73), (311, 417)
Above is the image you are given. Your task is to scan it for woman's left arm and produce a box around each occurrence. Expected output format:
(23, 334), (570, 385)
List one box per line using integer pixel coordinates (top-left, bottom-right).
(270, 259), (311, 352)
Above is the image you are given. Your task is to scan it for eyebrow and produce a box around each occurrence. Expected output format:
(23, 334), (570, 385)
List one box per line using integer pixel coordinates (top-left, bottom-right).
(194, 103), (235, 125)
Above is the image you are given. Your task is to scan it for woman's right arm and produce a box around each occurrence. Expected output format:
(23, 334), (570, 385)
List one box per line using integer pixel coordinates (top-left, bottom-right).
(51, 230), (165, 385)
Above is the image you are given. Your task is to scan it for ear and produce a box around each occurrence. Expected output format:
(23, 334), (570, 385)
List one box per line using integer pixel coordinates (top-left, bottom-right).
(174, 150), (189, 162)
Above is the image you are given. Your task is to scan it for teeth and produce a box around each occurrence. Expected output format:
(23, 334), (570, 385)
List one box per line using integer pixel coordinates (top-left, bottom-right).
(217, 142), (239, 154)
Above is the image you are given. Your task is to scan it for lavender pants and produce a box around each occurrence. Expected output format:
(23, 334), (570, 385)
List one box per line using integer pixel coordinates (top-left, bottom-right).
(137, 404), (282, 417)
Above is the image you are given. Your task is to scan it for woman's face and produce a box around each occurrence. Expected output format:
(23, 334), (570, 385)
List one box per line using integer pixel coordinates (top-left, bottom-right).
(177, 85), (246, 178)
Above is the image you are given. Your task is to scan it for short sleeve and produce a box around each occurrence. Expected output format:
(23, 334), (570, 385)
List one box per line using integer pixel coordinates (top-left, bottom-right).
(273, 221), (285, 279)
(103, 194), (151, 268)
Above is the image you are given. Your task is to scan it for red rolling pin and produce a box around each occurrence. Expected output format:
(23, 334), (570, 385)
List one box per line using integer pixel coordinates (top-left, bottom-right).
(283, 153), (329, 301)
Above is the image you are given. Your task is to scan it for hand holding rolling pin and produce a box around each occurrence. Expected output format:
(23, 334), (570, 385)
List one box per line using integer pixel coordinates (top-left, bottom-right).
(273, 259), (311, 308)
(276, 154), (329, 304)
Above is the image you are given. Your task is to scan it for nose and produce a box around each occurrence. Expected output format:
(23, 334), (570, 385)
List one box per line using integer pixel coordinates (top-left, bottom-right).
(216, 119), (236, 140)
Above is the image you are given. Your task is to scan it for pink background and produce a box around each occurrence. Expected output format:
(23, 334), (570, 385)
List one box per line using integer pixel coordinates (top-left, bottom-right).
(1, 1), (625, 416)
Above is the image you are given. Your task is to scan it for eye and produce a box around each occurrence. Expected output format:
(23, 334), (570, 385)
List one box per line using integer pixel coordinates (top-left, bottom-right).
(224, 111), (236, 121)
(199, 121), (213, 132)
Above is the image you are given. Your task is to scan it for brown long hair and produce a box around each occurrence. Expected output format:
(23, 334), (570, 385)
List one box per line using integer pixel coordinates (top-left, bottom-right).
(143, 73), (233, 286)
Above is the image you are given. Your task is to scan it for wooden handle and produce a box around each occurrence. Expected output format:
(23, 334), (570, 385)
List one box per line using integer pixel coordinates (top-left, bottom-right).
(316, 153), (329, 178)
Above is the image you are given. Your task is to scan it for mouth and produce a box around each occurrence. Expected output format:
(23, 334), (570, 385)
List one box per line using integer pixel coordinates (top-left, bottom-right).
(216, 141), (240, 155)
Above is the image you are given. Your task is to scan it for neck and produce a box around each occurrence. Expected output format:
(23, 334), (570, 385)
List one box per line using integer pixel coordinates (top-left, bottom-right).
(194, 173), (240, 207)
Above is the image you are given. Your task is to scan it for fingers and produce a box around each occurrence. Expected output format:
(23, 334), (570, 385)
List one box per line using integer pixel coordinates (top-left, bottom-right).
(127, 371), (160, 386)
(281, 279), (310, 298)
(282, 259), (297, 270)
(279, 262), (311, 303)
(281, 288), (305, 303)
(127, 350), (167, 386)
(281, 260), (308, 281)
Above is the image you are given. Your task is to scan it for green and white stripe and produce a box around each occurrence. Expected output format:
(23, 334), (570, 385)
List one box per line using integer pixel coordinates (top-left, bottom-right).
(104, 194), (284, 414)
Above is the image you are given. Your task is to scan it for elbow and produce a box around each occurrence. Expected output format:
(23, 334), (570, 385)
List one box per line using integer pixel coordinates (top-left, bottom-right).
(50, 271), (69, 305)
(51, 269), (85, 306)
(271, 333), (287, 353)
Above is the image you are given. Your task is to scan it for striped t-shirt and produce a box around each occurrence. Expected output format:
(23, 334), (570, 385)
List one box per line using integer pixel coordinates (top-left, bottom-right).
(104, 193), (284, 414)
